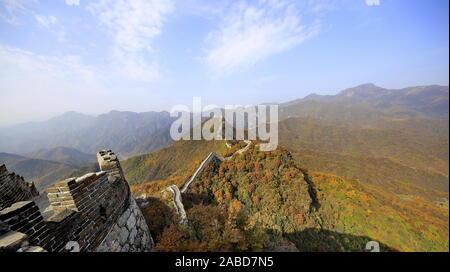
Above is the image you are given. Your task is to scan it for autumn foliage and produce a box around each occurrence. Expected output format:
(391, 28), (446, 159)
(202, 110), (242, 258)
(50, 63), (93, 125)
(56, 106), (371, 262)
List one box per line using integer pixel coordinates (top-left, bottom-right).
(132, 142), (449, 252)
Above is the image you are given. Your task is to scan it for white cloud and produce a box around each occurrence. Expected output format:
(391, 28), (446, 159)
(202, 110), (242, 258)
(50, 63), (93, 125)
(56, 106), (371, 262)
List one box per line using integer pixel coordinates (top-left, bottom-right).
(34, 14), (67, 42)
(89, 0), (174, 52)
(65, 0), (80, 6)
(34, 14), (56, 28)
(0, 0), (36, 24)
(87, 0), (174, 81)
(365, 0), (380, 6)
(0, 45), (102, 88)
(0, 0), (32, 11)
(204, 0), (319, 75)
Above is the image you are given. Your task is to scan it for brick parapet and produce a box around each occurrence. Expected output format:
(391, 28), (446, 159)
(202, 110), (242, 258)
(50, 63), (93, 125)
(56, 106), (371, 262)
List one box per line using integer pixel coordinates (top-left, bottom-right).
(0, 149), (152, 252)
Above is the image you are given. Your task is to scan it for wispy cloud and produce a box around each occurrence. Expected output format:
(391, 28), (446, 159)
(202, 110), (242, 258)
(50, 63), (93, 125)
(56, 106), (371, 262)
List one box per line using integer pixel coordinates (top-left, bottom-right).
(65, 0), (80, 6)
(0, 0), (36, 24)
(34, 14), (56, 28)
(365, 0), (380, 6)
(87, 0), (174, 81)
(0, 44), (102, 88)
(203, 0), (320, 75)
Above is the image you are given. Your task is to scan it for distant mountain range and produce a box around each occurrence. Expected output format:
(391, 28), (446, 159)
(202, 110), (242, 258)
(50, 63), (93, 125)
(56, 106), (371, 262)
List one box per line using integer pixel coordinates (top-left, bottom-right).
(25, 146), (96, 168)
(0, 151), (78, 191)
(0, 110), (175, 158)
(0, 84), (447, 158)
(293, 83), (448, 119)
(0, 83), (448, 196)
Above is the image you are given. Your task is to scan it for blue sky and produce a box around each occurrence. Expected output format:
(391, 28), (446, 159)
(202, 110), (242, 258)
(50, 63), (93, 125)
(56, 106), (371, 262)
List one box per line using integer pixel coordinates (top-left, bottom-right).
(0, 0), (448, 126)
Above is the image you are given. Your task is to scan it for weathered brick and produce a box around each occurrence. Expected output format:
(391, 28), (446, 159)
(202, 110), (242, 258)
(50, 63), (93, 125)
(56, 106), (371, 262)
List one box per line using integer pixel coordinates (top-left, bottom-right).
(0, 150), (153, 253)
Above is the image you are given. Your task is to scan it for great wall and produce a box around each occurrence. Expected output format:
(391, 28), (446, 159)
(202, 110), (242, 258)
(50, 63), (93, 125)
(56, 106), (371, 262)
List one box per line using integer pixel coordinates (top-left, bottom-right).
(0, 140), (251, 251)
(165, 140), (251, 225)
(0, 150), (153, 252)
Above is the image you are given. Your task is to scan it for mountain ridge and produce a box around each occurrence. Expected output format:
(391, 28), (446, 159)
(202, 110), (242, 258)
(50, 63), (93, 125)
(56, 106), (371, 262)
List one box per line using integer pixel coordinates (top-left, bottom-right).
(295, 83), (449, 119)
(0, 110), (176, 158)
(0, 151), (78, 191)
(25, 146), (96, 168)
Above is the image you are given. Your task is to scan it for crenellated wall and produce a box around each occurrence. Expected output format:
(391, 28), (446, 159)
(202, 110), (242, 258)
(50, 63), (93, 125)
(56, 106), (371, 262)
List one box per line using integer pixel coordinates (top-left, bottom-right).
(0, 149), (153, 252)
(97, 149), (125, 178)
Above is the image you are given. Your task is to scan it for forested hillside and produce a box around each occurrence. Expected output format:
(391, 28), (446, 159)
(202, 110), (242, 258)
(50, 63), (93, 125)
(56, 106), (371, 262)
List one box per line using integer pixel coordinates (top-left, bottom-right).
(131, 143), (449, 252)
(278, 117), (448, 199)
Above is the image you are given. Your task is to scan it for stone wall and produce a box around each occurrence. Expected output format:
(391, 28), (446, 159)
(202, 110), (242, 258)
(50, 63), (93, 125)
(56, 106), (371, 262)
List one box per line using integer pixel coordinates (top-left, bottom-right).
(166, 152), (223, 225)
(0, 200), (83, 252)
(0, 164), (38, 210)
(180, 152), (223, 193)
(168, 142), (251, 225)
(167, 185), (188, 225)
(0, 149), (154, 252)
(95, 198), (153, 252)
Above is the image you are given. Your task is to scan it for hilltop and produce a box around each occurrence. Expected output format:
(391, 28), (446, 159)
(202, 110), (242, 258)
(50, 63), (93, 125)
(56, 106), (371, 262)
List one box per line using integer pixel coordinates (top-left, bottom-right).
(131, 142), (449, 252)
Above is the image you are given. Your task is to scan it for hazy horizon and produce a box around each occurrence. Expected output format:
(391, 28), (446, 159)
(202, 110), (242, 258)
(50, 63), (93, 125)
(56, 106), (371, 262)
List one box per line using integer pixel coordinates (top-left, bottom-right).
(1, 0), (449, 126)
(0, 81), (446, 128)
